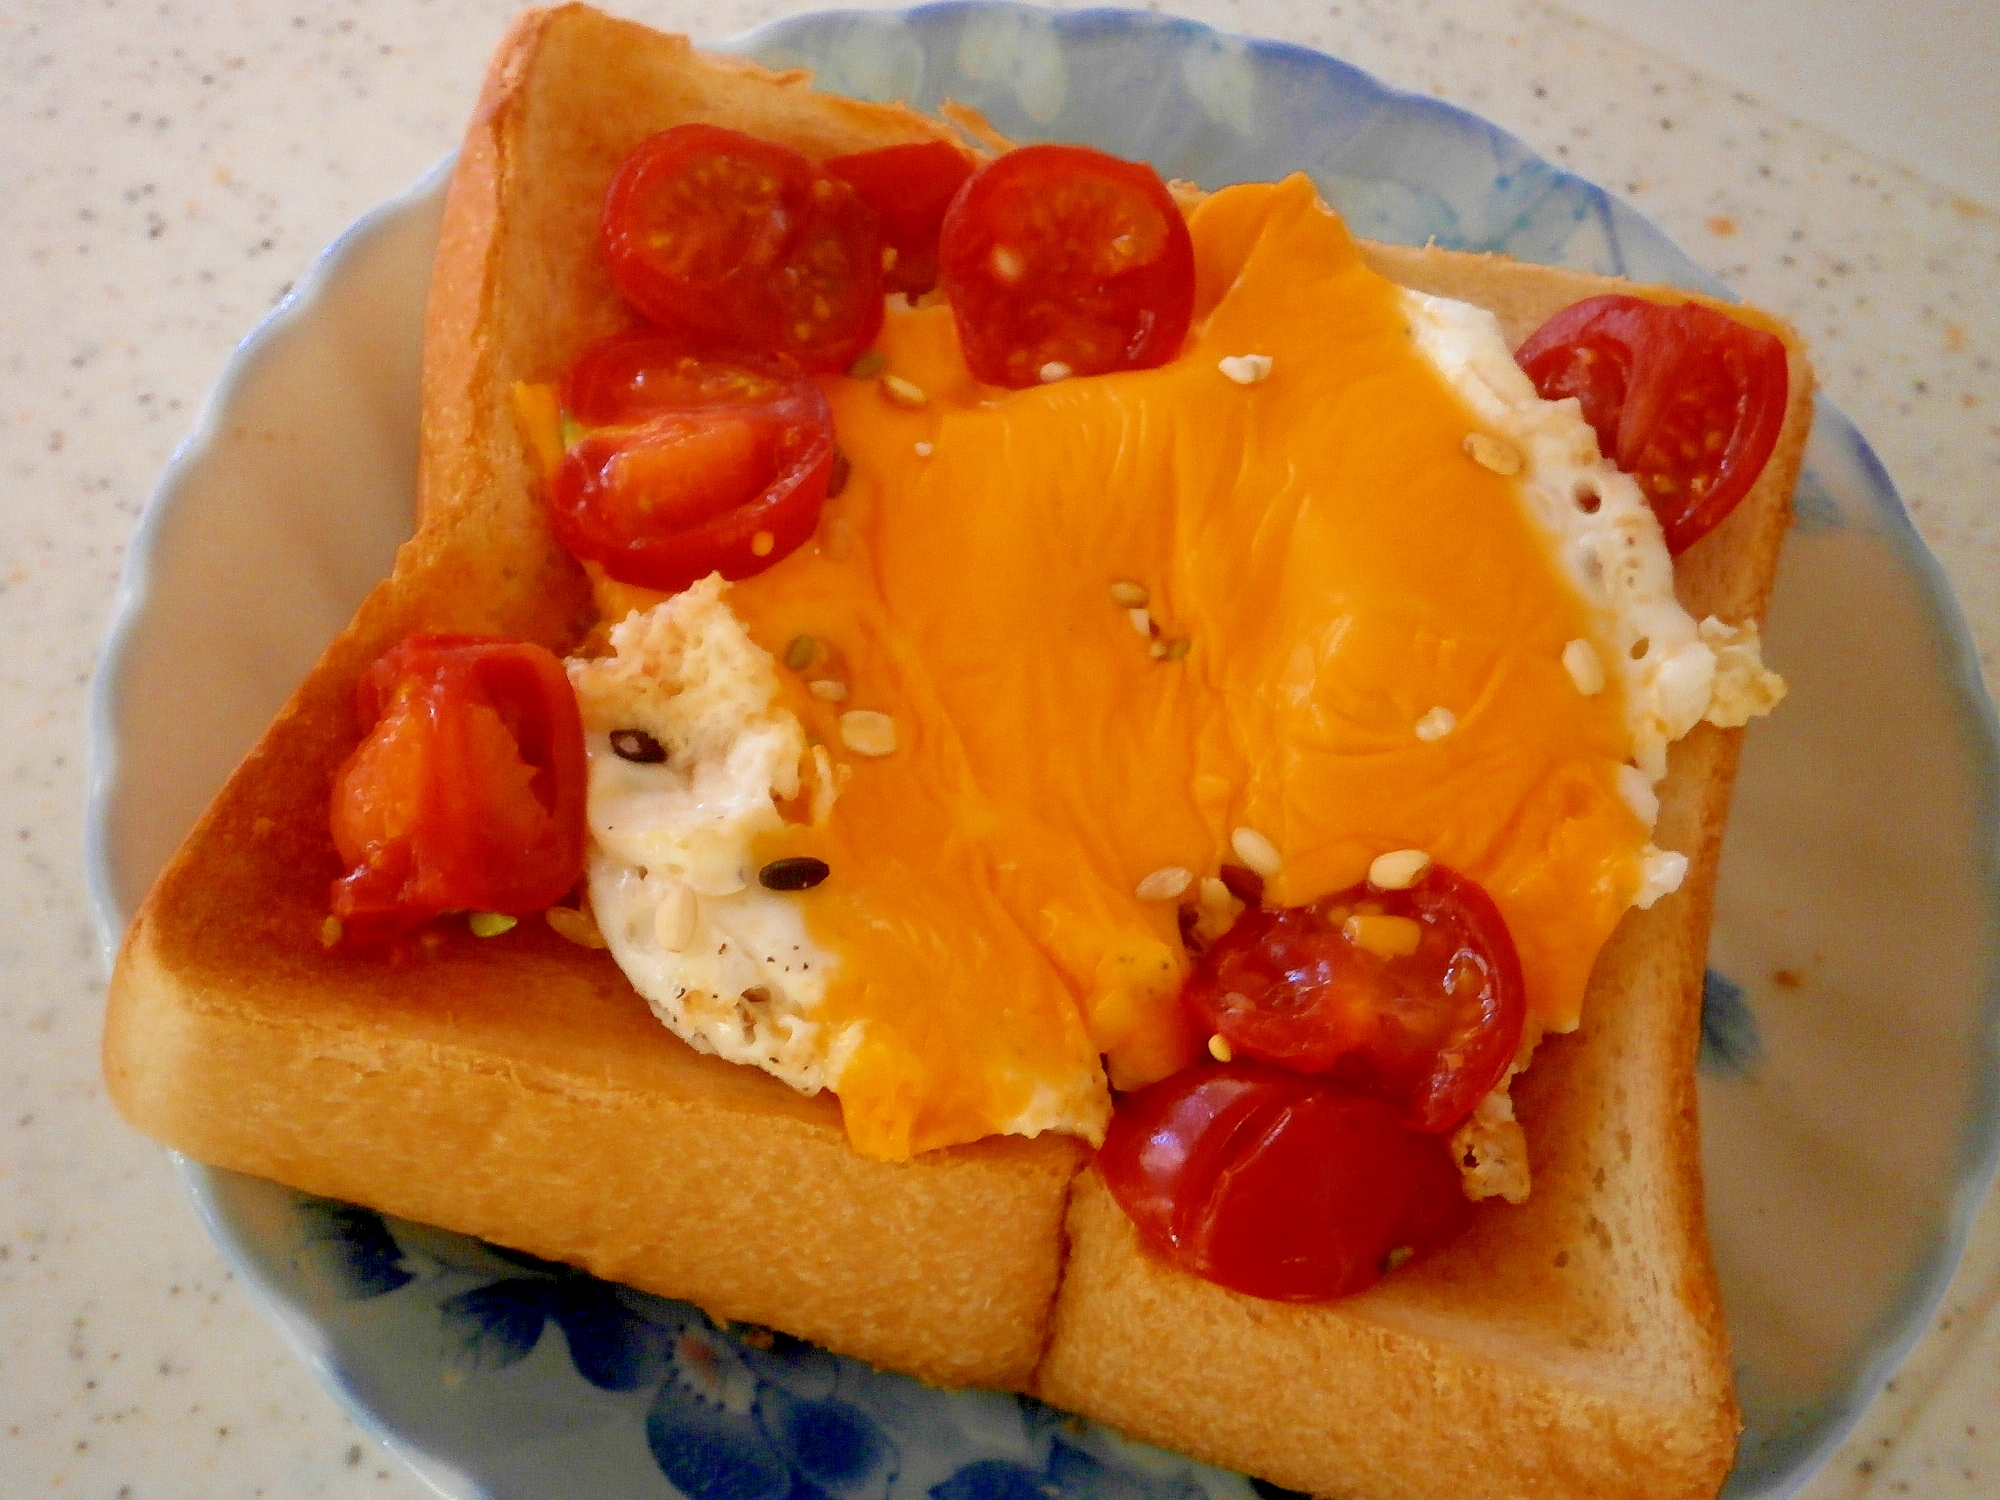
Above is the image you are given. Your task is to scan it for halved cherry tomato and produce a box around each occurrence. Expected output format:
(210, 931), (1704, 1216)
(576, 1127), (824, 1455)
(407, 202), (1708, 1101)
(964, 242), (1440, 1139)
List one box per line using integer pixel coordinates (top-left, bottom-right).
(1099, 1064), (1469, 1301)
(1515, 293), (1788, 554)
(562, 334), (811, 427)
(329, 635), (586, 944)
(1182, 865), (1524, 1134)
(937, 143), (1195, 388)
(601, 124), (884, 373)
(551, 342), (836, 593)
(824, 139), (975, 298)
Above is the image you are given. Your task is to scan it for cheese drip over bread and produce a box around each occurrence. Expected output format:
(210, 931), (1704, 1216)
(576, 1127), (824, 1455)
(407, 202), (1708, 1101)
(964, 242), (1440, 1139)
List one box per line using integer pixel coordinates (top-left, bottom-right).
(573, 175), (1780, 1161)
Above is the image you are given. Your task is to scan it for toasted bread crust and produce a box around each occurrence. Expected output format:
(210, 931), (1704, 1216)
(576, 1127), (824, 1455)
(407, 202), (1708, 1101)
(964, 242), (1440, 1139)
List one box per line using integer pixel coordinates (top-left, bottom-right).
(103, 4), (1812, 1488)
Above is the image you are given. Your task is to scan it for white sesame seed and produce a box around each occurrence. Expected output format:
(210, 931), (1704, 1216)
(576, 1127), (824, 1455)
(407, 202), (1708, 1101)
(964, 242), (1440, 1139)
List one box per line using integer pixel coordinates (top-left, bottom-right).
(991, 245), (1025, 283)
(1127, 607), (1152, 636)
(1562, 638), (1606, 696)
(1463, 431), (1523, 475)
(1039, 360), (1073, 384)
(1218, 353), (1273, 385)
(318, 915), (343, 948)
(1135, 866), (1193, 901)
(1368, 848), (1433, 890)
(1230, 826), (1282, 877)
(913, 441), (933, 457)
(808, 678), (848, 702)
(839, 709), (897, 757)
(655, 883), (698, 952)
(880, 373), (928, 408)
(1207, 1034), (1235, 1063)
(1414, 706), (1457, 741)
(1199, 877), (1234, 915)
(750, 531), (775, 557)
(468, 911), (517, 938)
(1108, 580), (1149, 608)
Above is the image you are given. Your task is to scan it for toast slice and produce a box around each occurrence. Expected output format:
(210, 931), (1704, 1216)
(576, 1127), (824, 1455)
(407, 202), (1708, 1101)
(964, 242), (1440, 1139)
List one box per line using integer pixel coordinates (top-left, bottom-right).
(103, 2), (1814, 1489)
(1033, 250), (1809, 1499)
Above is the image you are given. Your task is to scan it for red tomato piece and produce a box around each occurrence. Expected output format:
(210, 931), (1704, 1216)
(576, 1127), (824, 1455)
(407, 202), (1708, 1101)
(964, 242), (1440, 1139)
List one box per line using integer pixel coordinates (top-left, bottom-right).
(600, 124), (884, 373)
(1099, 1064), (1469, 1301)
(824, 139), (976, 298)
(329, 635), (587, 944)
(562, 334), (812, 427)
(1515, 293), (1788, 554)
(1182, 865), (1525, 1134)
(551, 343), (836, 593)
(937, 143), (1195, 388)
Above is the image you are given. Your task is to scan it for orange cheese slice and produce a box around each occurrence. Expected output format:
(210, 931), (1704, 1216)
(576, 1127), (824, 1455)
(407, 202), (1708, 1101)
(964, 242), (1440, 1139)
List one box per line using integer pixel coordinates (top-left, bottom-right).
(594, 174), (1645, 1160)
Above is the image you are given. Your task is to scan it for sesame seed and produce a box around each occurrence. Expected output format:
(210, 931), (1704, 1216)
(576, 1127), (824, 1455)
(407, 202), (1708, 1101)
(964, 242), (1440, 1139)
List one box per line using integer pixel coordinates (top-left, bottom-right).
(880, 374), (929, 408)
(1218, 354), (1272, 385)
(468, 912), (517, 938)
(751, 531), (775, 557)
(808, 678), (848, 702)
(1230, 826), (1282, 878)
(760, 857), (831, 891)
(914, 441), (933, 457)
(1562, 638), (1606, 695)
(611, 727), (668, 763)
(1414, 706), (1457, 741)
(1109, 580), (1149, 608)
(991, 245), (1025, 283)
(1464, 432), (1523, 475)
(318, 915), (342, 948)
(1161, 638), (1191, 662)
(840, 710), (897, 757)
(1368, 848), (1432, 890)
(1148, 639), (1168, 659)
(1207, 1034), (1235, 1063)
(545, 904), (608, 950)
(654, 884), (697, 952)
(1135, 866), (1193, 901)
(784, 635), (818, 671)
(1039, 361), (1073, 383)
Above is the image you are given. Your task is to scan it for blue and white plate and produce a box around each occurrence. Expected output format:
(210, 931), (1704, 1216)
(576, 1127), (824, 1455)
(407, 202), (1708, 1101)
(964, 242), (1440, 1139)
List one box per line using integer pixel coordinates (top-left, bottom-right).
(87, 5), (2000, 1497)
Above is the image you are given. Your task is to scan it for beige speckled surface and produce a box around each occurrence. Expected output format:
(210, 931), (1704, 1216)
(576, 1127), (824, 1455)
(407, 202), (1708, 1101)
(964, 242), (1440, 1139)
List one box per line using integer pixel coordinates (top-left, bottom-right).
(2, 1), (1994, 1496)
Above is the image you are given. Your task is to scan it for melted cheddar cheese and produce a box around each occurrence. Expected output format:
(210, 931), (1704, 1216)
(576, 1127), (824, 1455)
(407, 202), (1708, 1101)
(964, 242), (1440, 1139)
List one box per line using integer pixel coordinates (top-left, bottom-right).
(584, 175), (1656, 1161)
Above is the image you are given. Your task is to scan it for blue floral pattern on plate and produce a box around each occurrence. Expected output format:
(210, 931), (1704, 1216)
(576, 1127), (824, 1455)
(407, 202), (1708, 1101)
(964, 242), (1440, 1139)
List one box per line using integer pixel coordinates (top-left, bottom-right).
(90, 5), (1999, 1499)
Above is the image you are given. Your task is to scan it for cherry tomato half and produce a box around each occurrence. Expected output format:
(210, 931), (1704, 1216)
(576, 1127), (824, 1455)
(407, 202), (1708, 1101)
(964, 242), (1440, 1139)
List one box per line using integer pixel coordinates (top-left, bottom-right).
(562, 333), (813, 428)
(937, 143), (1195, 388)
(329, 635), (587, 944)
(1515, 294), (1789, 554)
(550, 341), (836, 593)
(824, 139), (975, 298)
(1099, 1064), (1470, 1301)
(601, 124), (884, 373)
(1182, 865), (1525, 1134)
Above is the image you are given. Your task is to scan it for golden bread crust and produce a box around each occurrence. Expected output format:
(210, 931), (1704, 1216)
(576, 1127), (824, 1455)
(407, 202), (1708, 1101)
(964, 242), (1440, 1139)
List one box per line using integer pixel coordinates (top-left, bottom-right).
(103, 2), (1813, 1486)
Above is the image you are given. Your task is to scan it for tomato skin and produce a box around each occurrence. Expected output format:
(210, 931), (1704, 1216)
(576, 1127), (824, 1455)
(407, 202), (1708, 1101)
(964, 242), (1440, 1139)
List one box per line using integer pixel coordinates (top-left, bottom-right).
(1100, 1065), (1470, 1301)
(562, 335), (812, 428)
(601, 124), (885, 373)
(550, 344), (836, 593)
(1182, 865), (1525, 1134)
(937, 143), (1196, 388)
(1515, 294), (1788, 554)
(824, 139), (975, 298)
(329, 636), (587, 944)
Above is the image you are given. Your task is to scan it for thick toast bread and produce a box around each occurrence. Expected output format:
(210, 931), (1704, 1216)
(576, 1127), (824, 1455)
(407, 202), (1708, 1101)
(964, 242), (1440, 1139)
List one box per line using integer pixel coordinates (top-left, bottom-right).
(102, 2), (1814, 1489)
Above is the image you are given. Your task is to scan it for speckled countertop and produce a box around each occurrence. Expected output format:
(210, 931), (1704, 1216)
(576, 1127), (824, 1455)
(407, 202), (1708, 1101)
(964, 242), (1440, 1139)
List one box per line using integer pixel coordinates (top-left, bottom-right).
(3, 1), (1995, 1496)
